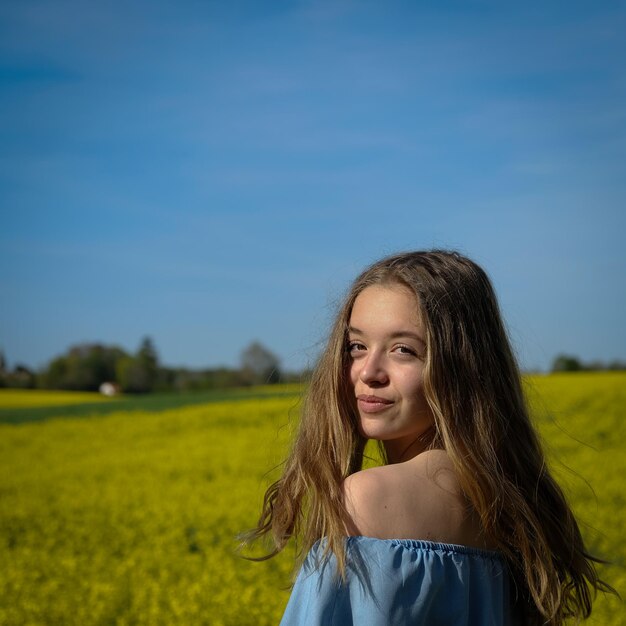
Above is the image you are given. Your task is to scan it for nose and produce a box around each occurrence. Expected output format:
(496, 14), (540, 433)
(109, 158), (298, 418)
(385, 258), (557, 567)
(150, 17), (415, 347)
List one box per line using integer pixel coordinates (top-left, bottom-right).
(359, 351), (389, 386)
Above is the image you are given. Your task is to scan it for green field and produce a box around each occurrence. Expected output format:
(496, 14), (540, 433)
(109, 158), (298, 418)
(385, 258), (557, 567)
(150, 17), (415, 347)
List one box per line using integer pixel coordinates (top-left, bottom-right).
(1, 374), (624, 625)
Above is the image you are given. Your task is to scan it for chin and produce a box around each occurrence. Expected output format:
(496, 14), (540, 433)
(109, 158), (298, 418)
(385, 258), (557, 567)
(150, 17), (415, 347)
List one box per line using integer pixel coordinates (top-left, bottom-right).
(358, 420), (392, 441)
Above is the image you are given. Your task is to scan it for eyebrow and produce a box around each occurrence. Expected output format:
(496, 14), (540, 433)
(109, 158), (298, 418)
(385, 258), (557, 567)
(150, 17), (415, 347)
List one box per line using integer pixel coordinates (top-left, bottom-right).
(348, 326), (426, 344)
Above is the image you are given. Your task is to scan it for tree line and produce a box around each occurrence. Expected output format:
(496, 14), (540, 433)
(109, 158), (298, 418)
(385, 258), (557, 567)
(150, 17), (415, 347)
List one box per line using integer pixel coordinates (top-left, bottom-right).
(1, 344), (623, 393)
(550, 354), (626, 373)
(0, 338), (301, 393)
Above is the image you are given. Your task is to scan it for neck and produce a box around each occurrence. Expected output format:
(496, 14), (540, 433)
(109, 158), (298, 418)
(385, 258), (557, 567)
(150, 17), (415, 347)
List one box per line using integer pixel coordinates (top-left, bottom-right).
(383, 426), (437, 464)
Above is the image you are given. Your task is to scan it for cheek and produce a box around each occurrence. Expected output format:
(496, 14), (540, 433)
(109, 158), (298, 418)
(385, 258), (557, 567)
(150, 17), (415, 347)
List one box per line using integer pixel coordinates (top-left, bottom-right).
(348, 361), (359, 386)
(400, 372), (426, 401)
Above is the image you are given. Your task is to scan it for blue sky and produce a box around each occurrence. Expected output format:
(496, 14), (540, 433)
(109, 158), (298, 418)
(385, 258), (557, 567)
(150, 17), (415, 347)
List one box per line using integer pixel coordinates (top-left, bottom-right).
(1, 0), (625, 373)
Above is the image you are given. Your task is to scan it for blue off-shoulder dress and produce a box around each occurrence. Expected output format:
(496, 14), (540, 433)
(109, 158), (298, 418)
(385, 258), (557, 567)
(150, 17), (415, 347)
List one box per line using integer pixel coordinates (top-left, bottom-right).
(280, 536), (516, 625)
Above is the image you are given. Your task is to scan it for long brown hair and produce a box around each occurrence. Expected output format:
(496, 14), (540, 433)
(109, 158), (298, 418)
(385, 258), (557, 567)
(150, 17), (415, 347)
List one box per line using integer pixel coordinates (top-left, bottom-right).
(245, 250), (614, 624)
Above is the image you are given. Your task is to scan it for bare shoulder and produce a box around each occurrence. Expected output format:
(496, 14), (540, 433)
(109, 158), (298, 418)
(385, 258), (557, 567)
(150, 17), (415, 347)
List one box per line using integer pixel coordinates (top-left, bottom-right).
(343, 450), (461, 508)
(343, 465), (391, 505)
(342, 465), (397, 536)
(343, 450), (489, 548)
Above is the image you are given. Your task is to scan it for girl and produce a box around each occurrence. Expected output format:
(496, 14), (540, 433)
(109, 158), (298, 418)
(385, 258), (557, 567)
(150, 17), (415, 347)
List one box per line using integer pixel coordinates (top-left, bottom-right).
(246, 250), (612, 625)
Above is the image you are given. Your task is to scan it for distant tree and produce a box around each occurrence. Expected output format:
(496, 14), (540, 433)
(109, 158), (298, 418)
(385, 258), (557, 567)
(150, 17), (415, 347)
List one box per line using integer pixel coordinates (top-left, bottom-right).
(551, 354), (583, 372)
(0, 350), (6, 387)
(116, 356), (148, 393)
(608, 359), (626, 371)
(137, 337), (158, 370)
(3, 364), (36, 389)
(281, 367), (312, 384)
(211, 367), (247, 388)
(240, 341), (281, 385)
(44, 354), (69, 388)
(41, 343), (127, 390)
(117, 337), (159, 393)
(585, 360), (605, 372)
(160, 365), (245, 392)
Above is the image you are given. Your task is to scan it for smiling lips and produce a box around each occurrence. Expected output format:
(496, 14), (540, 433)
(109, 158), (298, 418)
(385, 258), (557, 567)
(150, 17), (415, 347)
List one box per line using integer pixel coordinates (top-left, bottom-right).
(356, 394), (394, 413)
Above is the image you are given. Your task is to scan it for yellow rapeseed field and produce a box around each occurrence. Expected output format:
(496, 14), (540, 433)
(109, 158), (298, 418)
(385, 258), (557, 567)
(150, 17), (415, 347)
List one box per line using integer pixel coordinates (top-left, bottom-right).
(0, 389), (113, 408)
(0, 373), (624, 625)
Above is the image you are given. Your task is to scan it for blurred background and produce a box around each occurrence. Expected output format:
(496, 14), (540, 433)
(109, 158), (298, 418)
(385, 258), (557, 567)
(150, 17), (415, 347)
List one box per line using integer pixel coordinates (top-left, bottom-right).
(1, 0), (624, 385)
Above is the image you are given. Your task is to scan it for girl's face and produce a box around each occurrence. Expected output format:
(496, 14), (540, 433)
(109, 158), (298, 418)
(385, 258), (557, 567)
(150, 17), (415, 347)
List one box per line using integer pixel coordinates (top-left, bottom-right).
(348, 283), (434, 463)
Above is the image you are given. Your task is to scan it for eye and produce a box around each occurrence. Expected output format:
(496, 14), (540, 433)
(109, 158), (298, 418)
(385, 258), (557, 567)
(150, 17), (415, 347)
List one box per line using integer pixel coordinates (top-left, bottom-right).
(348, 340), (366, 354)
(393, 344), (417, 357)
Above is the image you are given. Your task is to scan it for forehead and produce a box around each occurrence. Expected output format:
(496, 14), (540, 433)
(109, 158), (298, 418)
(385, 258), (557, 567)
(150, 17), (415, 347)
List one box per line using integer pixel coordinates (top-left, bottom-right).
(350, 284), (423, 330)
